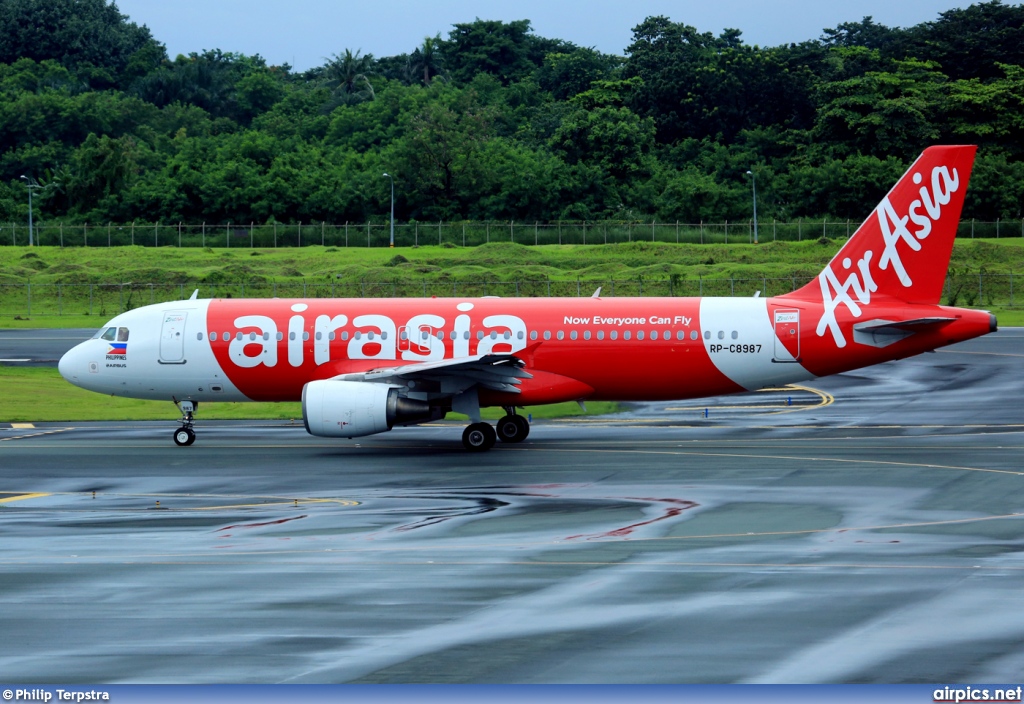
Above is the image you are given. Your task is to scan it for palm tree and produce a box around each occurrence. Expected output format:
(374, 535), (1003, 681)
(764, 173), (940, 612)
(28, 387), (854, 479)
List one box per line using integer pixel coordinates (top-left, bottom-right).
(411, 34), (445, 85)
(324, 49), (376, 102)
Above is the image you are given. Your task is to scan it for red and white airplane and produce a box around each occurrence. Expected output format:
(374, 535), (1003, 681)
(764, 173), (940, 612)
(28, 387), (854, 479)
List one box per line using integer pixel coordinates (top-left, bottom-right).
(59, 145), (995, 450)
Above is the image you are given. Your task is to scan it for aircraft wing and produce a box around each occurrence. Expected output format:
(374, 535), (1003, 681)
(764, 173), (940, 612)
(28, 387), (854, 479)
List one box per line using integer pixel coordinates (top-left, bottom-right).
(336, 353), (533, 395)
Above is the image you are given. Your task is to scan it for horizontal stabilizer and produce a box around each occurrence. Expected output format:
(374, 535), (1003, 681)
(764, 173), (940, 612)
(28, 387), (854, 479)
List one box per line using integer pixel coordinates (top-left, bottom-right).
(852, 317), (955, 348)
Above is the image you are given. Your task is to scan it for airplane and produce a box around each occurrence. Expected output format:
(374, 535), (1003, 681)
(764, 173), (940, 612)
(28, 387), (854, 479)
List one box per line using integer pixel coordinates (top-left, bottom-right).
(58, 145), (995, 451)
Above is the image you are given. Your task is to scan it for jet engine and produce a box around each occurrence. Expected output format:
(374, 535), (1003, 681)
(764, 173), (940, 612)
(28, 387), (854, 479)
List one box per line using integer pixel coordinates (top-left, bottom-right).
(302, 380), (436, 438)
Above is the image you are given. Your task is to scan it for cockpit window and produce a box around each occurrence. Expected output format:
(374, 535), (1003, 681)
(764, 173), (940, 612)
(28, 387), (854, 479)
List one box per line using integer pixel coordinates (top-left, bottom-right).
(100, 327), (117, 341)
(117, 327), (129, 342)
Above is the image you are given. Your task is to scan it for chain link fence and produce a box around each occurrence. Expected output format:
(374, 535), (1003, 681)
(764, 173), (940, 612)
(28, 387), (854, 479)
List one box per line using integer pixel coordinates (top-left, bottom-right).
(1, 274), (1018, 317)
(2, 219), (1023, 248)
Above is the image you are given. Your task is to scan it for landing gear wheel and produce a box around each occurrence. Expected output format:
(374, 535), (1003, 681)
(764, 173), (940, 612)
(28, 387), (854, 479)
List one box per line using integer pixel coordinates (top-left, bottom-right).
(173, 427), (195, 446)
(496, 414), (530, 443)
(462, 422), (496, 452)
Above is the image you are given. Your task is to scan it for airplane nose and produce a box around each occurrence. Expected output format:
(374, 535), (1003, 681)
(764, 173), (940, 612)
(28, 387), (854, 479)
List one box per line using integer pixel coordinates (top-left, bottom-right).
(59, 343), (84, 384)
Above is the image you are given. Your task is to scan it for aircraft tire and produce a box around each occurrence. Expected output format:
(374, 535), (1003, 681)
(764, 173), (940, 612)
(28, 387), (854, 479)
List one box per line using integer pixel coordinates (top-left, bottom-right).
(173, 428), (194, 446)
(496, 414), (529, 443)
(462, 422), (496, 451)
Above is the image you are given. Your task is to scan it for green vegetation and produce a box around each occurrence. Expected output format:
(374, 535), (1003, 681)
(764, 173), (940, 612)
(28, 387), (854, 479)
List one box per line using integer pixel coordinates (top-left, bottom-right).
(0, 366), (621, 422)
(0, 1), (1022, 227)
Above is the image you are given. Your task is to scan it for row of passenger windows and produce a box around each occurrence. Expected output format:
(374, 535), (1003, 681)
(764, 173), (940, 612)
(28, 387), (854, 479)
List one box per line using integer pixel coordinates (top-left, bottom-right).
(198, 329), (742, 342)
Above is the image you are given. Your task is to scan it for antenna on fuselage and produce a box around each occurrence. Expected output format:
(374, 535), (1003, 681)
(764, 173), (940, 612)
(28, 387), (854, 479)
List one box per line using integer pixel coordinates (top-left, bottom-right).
(591, 287), (602, 298)
(189, 289), (199, 300)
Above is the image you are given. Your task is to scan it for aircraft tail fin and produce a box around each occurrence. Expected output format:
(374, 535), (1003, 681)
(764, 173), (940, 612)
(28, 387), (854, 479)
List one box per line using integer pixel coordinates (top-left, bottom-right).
(785, 145), (977, 306)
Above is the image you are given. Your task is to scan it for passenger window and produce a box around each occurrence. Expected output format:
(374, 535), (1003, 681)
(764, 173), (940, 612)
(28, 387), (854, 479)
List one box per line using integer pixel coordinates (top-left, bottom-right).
(249, 332), (256, 341)
(401, 331), (408, 340)
(436, 331), (443, 340)
(570, 331), (578, 340)
(731, 331), (738, 339)
(477, 331), (484, 340)
(557, 331), (564, 340)
(597, 331), (604, 340)
(676, 331), (684, 341)
(276, 332), (284, 341)
(223, 332), (229, 341)
(663, 331), (671, 341)
(236, 332), (243, 341)
(584, 331), (591, 340)
(623, 331), (631, 340)
(530, 331), (537, 341)
(544, 331), (551, 340)
(197, 332), (204, 340)
(209, 332), (217, 341)
(718, 331), (725, 340)
(289, 332), (296, 341)
(690, 330), (698, 341)
(610, 330), (618, 340)
(367, 332), (374, 341)
(490, 331), (497, 340)
(503, 331), (511, 340)
(450, 331), (457, 340)
(329, 332), (336, 341)
(354, 332), (361, 340)
(704, 330), (711, 340)
(315, 332), (322, 341)
(341, 332), (349, 341)
(117, 327), (129, 342)
(638, 331), (645, 340)
(517, 331), (524, 340)
(101, 327), (117, 341)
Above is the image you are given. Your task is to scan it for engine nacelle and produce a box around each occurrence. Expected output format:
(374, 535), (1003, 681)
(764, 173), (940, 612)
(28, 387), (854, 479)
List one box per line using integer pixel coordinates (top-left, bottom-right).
(302, 380), (434, 438)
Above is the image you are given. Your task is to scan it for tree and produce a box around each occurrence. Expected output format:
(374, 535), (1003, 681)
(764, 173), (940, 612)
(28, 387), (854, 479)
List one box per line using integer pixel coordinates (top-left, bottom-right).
(536, 48), (621, 100)
(322, 49), (376, 106)
(411, 34), (445, 85)
(442, 19), (562, 85)
(0, 0), (164, 85)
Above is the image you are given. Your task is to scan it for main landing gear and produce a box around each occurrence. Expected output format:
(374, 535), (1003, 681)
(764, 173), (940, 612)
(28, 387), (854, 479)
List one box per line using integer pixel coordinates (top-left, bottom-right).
(462, 408), (530, 451)
(173, 400), (197, 446)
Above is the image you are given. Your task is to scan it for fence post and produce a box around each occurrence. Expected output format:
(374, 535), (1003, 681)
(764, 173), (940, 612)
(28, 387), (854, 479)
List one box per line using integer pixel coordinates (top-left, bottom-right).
(298, 221), (302, 247)
(1011, 270), (1014, 305)
(798, 218), (802, 241)
(251, 222), (254, 248)
(274, 222), (277, 248)
(108, 222), (111, 247)
(27, 282), (31, 316)
(773, 219), (776, 242)
(730, 277), (735, 296)
(178, 222), (182, 248)
(486, 223), (489, 244)
(997, 218), (1000, 238)
(84, 222), (87, 246)
(535, 222), (538, 245)
(226, 222), (230, 248)
(60, 222), (63, 248)
(155, 222), (158, 247)
(119, 283), (123, 313)
(345, 221), (349, 247)
(700, 221), (703, 245)
(131, 220), (135, 246)
(971, 218), (975, 238)
(463, 223), (466, 247)
(725, 220), (728, 244)
(415, 222), (418, 246)
(511, 220), (514, 242)
(367, 221), (370, 247)
(202, 222), (205, 248)
(652, 220), (655, 242)
(823, 217), (826, 238)
(89, 284), (93, 315)
(676, 221), (679, 243)
(581, 220), (584, 244)
(321, 220), (325, 246)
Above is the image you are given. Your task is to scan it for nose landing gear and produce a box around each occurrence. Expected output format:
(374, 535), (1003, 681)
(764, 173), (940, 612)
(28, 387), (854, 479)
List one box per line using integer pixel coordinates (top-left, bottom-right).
(173, 400), (197, 446)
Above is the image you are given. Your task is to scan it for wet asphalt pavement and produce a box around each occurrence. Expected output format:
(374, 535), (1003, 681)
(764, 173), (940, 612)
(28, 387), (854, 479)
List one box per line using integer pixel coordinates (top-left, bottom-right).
(0, 329), (1022, 683)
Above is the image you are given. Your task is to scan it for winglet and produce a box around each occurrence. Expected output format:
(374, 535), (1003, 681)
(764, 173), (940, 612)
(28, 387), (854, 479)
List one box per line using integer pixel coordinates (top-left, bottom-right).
(189, 289), (199, 300)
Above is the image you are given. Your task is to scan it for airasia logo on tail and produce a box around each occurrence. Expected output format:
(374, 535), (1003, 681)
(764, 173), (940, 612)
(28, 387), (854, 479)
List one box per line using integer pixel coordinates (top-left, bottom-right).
(816, 162), (962, 348)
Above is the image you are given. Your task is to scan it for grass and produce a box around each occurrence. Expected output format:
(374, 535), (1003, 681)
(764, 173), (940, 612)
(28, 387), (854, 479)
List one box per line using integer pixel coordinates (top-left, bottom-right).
(0, 366), (622, 422)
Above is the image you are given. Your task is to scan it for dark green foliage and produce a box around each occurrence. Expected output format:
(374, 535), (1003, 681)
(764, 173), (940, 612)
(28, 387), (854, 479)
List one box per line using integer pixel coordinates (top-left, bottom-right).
(1, 1), (1023, 226)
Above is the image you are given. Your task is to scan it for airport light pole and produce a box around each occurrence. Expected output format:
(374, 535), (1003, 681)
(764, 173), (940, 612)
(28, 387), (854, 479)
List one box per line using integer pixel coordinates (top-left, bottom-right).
(20, 175), (40, 247)
(746, 169), (758, 244)
(383, 172), (394, 248)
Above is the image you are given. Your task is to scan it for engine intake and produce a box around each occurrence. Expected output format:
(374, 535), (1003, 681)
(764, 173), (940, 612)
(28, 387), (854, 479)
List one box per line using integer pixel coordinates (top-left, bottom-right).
(302, 380), (434, 438)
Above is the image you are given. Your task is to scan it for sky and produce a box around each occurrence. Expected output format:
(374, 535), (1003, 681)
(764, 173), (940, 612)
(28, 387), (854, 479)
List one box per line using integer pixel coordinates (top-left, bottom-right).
(114, 0), (978, 71)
